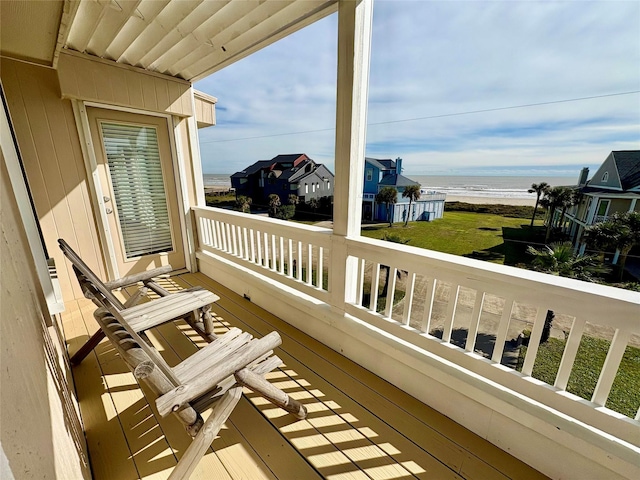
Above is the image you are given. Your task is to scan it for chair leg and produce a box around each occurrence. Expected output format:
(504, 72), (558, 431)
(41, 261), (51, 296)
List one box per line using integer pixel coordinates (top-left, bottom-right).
(70, 329), (105, 365)
(168, 386), (242, 480)
(235, 368), (307, 420)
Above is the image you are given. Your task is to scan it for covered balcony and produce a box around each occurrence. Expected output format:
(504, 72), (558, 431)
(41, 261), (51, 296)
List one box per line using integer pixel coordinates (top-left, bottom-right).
(1, 1), (638, 479)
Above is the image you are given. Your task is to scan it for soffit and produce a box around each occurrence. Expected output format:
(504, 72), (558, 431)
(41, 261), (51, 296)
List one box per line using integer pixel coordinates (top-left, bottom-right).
(64, 0), (338, 82)
(0, 0), (65, 65)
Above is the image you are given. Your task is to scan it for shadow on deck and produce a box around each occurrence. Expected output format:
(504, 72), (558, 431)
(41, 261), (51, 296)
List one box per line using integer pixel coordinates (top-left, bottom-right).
(61, 272), (547, 480)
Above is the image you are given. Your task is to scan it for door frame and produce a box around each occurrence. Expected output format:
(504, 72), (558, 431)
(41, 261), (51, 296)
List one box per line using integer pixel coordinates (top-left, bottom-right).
(71, 100), (192, 280)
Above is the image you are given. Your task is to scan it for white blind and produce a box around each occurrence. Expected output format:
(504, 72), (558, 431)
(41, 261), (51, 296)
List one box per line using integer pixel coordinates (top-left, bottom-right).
(101, 123), (173, 258)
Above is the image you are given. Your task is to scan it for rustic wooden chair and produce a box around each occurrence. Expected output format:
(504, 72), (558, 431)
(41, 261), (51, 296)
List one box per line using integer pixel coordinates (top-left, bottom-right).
(59, 239), (307, 479)
(58, 239), (219, 365)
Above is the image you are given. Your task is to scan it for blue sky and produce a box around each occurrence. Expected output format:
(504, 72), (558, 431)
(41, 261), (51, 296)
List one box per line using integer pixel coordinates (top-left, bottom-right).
(195, 1), (640, 176)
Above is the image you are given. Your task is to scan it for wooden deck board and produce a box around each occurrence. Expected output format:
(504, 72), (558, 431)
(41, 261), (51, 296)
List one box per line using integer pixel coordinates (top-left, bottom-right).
(61, 272), (547, 480)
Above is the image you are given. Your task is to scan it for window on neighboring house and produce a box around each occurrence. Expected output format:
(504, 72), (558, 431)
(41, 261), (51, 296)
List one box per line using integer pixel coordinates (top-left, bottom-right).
(305, 183), (309, 194)
(366, 168), (373, 181)
(239, 178), (247, 184)
(597, 199), (610, 217)
(602, 172), (609, 182)
(291, 183), (298, 191)
(326, 181), (331, 190)
(283, 184), (287, 190)
(312, 183), (316, 193)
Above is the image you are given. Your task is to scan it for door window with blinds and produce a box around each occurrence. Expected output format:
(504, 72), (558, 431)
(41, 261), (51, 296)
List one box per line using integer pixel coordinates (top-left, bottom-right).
(100, 122), (174, 258)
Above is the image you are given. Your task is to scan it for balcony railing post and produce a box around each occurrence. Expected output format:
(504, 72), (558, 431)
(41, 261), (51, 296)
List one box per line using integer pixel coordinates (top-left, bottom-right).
(329, 0), (373, 311)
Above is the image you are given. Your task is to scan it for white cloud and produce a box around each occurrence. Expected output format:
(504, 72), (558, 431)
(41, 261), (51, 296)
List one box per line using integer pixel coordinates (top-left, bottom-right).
(195, 1), (640, 175)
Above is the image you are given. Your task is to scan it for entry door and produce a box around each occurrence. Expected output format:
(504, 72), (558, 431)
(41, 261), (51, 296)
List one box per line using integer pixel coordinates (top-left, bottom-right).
(87, 107), (185, 278)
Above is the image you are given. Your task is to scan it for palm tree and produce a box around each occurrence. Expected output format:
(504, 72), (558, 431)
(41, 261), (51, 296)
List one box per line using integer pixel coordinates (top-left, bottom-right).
(526, 242), (609, 282)
(584, 211), (640, 280)
(541, 186), (574, 242)
(402, 184), (421, 227)
(376, 187), (398, 227)
(235, 195), (252, 213)
(528, 182), (549, 227)
(267, 194), (281, 218)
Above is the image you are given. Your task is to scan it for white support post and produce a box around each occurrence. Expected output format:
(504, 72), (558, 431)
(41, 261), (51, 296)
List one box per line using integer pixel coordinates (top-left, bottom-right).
(329, 0), (374, 311)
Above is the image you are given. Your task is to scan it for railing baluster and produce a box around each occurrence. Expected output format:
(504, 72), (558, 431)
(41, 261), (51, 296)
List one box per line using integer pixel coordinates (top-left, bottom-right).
(592, 329), (631, 406)
(198, 217), (207, 246)
(263, 232), (269, 267)
(279, 236), (285, 274)
(465, 290), (485, 352)
(555, 317), (586, 390)
(225, 223), (232, 253)
(317, 247), (323, 289)
(521, 307), (549, 376)
(237, 226), (243, 258)
(356, 258), (365, 306)
(243, 227), (249, 260)
(370, 263), (381, 313)
(210, 219), (218, 248)
(288, 239), (293, 278)
(215, 221), (223, 251)
(491, 297), (515, 363)
(231, 224), (238, 255)
(402, 271), (416, 325)
(271, 234), (277, 271)
(307, 243), (313, 285)
(249, 229), (256, 263)
(296, 241), (302, 281)
(442, 285), (460, 343)
(420, 278), (436, 333)
(256, 230), (262, 266)
(384, 267), (397, 319)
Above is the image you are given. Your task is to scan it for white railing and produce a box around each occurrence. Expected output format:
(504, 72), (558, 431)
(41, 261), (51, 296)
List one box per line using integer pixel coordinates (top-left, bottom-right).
(193, 206), (640, 446)
(345, 236), (639, 443)
(593, 214), (609, 224)
(194, 207), (331, 302)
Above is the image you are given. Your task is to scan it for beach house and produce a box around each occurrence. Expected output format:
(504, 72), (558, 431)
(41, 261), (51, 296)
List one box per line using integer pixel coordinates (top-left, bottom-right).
(231, 154), (334, 205)
(363, 157), (445, 222)
(1, 2), (637, 479)
(560, 151), (640, 261)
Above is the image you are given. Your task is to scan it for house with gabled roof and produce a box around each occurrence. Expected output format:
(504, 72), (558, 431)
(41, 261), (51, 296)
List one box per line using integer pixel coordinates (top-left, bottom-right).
(363, 157), (445, 222)
(561, 150), (640, 258)
(231, 154), (334, 205)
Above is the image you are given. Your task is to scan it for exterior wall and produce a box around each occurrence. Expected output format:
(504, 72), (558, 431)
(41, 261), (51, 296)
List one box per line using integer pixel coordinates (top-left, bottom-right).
(589, 153), (622, 189)
(609, 198), (633, 216)
(363, 163), (381, 194)
(57, 51), (193, 117)
(194, 91), (216, 128)
(296, 170), (333, 202)
(1, 152), (90, 479)
(1, 58), (106, 301)
(376, 200), (445, 223)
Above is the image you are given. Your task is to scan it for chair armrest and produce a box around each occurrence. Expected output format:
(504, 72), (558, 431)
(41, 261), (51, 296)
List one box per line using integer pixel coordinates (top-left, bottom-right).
(104, 265), (173, 290)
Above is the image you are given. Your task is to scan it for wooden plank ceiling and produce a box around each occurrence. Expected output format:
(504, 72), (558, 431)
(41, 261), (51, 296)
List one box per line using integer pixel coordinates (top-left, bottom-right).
(63, 0), (338, 81)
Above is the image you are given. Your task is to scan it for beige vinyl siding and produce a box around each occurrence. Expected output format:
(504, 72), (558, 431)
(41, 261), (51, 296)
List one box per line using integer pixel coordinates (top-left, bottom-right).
(1, 58), (105, 300)
(57, 50), (193, 116)
(1, 152), (90, 479)
(609, 198), (635, 216)
(194, 90), (217, 128)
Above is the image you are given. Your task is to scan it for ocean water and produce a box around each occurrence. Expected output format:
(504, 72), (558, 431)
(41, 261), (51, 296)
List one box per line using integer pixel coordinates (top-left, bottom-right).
(203, 173), (574, 200)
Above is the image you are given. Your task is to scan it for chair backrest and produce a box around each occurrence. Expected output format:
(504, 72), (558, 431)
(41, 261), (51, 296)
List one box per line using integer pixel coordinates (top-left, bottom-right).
(58, 238), (126, 310)
(59, 238), (181, 386)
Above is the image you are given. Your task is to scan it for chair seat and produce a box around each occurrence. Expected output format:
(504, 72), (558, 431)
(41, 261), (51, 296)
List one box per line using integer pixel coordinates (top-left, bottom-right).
(122, 289), (219, 333)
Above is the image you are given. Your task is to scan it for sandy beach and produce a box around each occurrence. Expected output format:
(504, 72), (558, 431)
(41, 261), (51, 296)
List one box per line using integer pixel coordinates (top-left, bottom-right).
(445, 195), (536, 206)
(206, 187), (537, 206)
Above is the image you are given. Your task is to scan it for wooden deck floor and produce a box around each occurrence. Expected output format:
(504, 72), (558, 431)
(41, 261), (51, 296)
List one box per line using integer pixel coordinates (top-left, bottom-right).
(61, 272), (547, 480)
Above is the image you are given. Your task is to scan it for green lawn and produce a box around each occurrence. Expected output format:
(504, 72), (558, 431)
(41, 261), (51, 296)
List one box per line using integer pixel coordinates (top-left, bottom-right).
(361, 212), (544, 265)
(517, 337), (640, 418)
